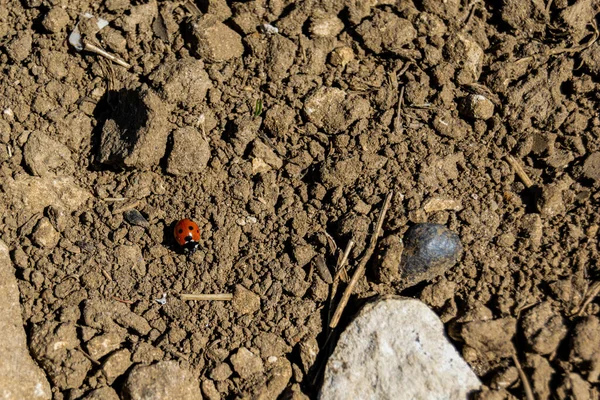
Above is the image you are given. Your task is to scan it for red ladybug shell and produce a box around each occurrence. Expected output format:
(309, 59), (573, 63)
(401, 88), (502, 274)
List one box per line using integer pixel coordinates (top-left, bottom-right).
(174, 218), (200, 250)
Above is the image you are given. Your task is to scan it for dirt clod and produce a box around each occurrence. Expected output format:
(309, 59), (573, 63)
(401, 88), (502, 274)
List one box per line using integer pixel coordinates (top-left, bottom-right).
(521, 302), (568, 355)
(167, 127), (211, 176)
(303, 87), (369, 135)
(149, 59), (212, 107)
(122, 361), (202, 400)
(230, 347), (264, 379)
(232, 285), (261, 315)
(32, 217), (60, 249)
(188, 14), (244, 62)
(99, 89), (172, 170)
(356, 10), (417, 55)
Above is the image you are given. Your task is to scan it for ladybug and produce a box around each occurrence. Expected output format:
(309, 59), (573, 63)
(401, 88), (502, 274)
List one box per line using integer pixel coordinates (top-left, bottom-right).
(174, 218), (200, 252)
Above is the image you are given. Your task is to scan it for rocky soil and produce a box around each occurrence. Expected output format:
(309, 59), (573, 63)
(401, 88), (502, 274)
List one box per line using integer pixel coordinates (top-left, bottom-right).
(1, 0), (600, 399)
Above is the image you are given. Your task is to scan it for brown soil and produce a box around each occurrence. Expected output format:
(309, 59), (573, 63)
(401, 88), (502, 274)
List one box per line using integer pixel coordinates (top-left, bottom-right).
(1, 0), (600, 399)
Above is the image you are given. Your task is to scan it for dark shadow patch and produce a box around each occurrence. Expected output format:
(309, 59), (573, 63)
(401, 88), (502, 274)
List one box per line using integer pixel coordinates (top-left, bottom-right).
(89, 88), (148, 171)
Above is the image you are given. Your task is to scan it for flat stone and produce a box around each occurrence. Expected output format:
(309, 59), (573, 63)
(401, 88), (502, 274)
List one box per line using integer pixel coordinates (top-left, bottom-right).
(320, 296), (480, 400)
(122, 361), (202, 400)
(0, 240), (52, 400)
(3, 175), (90, 224)
(24, 131), (74, 177)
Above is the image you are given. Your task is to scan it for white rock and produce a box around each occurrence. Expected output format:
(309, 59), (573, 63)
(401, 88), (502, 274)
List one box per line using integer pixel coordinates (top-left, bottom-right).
(320, 297), (481, 400)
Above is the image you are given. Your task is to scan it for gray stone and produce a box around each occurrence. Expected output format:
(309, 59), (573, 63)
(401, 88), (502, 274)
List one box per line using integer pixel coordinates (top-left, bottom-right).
(122, 361), (202, 400)
(320, 297), (480, 400)
(123, 209), (149, 228)
(400, 223), (463, 288)
(0, 240), (52, 399)
(166, 127), (211, 176)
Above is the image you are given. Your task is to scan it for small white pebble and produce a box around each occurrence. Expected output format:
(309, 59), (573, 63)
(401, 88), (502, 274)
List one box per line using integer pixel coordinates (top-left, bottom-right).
(155, 293), (167, 305)
(261, 23), (279, 34)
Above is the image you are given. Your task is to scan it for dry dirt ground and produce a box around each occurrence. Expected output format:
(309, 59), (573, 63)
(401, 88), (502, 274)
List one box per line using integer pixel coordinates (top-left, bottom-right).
(1, 0), (600, 399)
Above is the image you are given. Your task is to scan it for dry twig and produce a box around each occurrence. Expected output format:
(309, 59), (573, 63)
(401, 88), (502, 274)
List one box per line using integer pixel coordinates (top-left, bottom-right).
(329, 191), (393, 328)
(505, 155), (533, 188)
(334, 239), (354, 283)
(181, 293), (233, 301)
(512, 354), (535, 400)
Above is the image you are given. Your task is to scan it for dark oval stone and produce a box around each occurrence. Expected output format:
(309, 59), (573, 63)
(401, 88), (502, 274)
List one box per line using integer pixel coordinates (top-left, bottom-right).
(400, 223), (462, 286)
(123, 209), (149, 228)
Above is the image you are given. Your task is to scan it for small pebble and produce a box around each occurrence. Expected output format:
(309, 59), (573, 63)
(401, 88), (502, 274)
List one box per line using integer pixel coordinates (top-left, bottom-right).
(399, 223), (462, 287)
(460, 94), (494, 120)
(123, 209), (149, 228)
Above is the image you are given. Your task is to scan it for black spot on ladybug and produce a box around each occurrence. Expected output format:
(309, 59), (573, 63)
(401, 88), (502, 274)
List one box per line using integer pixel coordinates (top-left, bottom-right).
(189, 226), (194, 230)
(178, 229), (183, 234)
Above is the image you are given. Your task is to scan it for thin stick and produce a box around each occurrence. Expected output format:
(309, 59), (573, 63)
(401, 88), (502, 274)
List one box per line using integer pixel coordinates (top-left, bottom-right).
(330, 191), (393, 328)
(181, 293), (233, 301)
(112, 296), (134, 304)
(83, 41), (131, 69)
(511, 354), (535, 400)
(77, 346), (100, 366)
(505, 155), (533, 188)
(334, 239), (354, 283)
(394, 86), (405, 133)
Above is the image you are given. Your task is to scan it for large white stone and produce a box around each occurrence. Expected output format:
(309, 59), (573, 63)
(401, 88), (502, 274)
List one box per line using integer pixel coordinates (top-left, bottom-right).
(320, 297), (481, 400)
